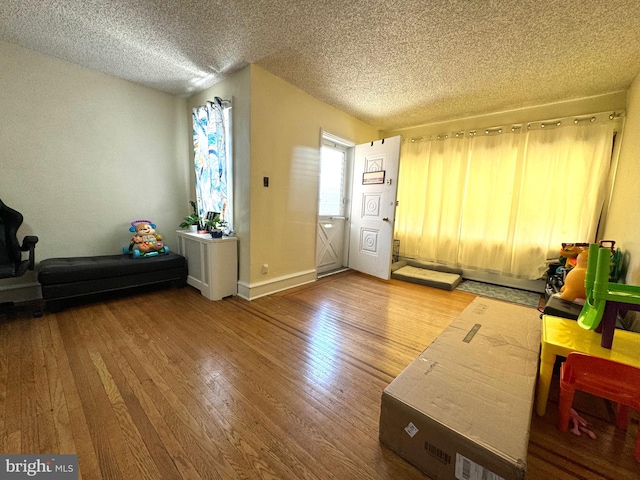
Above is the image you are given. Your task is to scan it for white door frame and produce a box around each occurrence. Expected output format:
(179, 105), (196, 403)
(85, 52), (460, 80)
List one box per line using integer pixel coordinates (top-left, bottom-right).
(316, 131), (355, 275)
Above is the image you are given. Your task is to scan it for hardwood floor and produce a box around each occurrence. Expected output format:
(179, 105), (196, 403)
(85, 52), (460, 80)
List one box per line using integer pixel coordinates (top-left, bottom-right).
(1, 270), (638, 479)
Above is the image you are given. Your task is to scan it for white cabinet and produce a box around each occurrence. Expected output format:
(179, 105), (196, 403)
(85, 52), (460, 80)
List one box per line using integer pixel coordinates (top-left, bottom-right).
(176, 231), (237, 300)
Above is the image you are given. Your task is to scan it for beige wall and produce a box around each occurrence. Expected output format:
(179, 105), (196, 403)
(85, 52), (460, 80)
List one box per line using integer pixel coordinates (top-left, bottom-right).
(382, 91), (627, 138)
(603, 73), (640, 284)
(0, 41), (188, 297)
(246, 65), (378, 297)
(185, 65), (378, 298)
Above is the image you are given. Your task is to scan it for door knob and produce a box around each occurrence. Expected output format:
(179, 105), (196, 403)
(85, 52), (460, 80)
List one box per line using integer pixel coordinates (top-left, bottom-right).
(382, 217), (389, 222)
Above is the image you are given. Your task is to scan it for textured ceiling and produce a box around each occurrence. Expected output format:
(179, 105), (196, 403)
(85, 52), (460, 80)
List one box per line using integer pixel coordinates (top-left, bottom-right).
(2, 0), (640, 130)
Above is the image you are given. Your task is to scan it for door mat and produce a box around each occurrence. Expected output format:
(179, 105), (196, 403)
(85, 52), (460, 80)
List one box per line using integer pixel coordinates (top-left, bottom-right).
(456, 280), (542, 308)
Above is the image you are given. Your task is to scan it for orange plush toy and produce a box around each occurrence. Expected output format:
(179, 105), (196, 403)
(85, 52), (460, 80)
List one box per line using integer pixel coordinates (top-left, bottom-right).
(560, 250), (588, 302)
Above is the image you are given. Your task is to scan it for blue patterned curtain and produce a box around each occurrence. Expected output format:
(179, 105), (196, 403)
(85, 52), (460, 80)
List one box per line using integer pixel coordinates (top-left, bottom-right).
(192, 99), (229, 226)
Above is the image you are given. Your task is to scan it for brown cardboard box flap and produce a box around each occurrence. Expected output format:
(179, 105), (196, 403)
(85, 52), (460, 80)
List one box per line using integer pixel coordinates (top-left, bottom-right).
(380, 297), (541, 480)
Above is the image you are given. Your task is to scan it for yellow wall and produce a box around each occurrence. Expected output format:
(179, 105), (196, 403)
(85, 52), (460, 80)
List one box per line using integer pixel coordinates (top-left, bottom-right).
(382, 91), (627, 138)
(247, 66), (378, 297)
(0, 41), (188, 299)
(603, 73), (640, 284)
(185, 65), (378, 298)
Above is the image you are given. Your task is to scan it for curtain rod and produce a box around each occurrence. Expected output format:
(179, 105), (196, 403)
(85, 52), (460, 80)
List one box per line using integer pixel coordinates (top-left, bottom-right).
(209, 97), (231, 107)
(407, 110), (624, 143)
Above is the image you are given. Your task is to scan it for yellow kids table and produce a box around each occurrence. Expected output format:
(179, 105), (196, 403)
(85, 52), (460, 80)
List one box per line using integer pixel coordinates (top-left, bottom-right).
(536, 315), (640, 416)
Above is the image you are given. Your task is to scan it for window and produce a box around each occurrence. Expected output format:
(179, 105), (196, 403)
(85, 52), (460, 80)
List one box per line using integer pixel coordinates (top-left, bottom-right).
(192, 98), (233, 232)
(318, 141), (347, 217)
(395, 113), (619, 279)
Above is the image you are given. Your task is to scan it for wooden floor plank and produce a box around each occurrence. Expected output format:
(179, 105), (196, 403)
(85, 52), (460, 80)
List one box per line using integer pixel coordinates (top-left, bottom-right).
(92, 315), (204, 480)
(20, 320), (38, 453)
(31, 316), (58, 454)
(86, 308), (186, 480)
(47, 315), (102, 480)
(138, 299), (343, 480)
(1, 319), (21, 454)
(0, 315), (8, 441)
(2, 270), (639, 479)
(112, 308), (292, 478)
(102, 307), (245, 480)
(57, 312), (127, 479)
(132, 310), (332, 480)
(40, 316), (75, 455)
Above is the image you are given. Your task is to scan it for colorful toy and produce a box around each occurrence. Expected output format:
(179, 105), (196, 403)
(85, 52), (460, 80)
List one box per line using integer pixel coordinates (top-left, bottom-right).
(578, 243), (640, 348)
(559, 243), (589, 269)
(599, 240), (623, 282)
(558, 352), (640, 461)
(124, 219), (169, 258)
(559, 250), (588, 302)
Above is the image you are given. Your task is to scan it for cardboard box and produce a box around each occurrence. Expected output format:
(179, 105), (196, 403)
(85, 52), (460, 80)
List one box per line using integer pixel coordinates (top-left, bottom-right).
(379, 297), (541, 480)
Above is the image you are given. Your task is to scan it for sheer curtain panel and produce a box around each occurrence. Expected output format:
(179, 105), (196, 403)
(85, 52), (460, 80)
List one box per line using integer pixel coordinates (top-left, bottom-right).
(394, 114), (618, 279)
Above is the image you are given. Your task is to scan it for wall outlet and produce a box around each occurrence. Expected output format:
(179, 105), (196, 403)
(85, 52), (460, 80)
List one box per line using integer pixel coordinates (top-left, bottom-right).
(261, 264), (269, 274)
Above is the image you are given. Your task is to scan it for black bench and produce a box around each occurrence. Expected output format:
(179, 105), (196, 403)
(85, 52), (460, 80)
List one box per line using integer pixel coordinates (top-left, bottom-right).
(38, 252), (188, 312)
(542, 295), (583, 320)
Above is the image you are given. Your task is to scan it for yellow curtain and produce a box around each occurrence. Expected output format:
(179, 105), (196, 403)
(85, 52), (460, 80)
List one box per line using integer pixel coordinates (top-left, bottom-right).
(396, 140), (430, 257)
(510, 122), (615, 278)
(394, 119), (616, 279)
(457, 131), (523, 274)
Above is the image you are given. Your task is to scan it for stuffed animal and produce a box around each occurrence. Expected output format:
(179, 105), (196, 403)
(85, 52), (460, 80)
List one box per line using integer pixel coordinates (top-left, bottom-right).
(125, 220), (169, 258)
(559, 243), (589, 269)
(559, 250), (588, 302)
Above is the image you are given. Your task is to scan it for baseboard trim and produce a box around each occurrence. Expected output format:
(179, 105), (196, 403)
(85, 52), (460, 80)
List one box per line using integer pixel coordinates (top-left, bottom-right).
(237, 269), (317, 300)
(397, 256), (546, 293)
(461, 269), (545, 293)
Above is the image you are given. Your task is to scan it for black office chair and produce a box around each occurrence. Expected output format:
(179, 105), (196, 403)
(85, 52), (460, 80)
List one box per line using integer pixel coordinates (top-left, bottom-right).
(0, 198), (40, 316)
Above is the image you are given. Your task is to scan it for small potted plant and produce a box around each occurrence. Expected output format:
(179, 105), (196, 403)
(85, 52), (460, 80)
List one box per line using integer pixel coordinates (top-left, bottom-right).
(205, 213), (227, 238)
(179, 200), (204, 233)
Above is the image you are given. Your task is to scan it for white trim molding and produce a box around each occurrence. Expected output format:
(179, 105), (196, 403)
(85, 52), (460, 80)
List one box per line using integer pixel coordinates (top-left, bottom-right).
(237, 269), (317, 300)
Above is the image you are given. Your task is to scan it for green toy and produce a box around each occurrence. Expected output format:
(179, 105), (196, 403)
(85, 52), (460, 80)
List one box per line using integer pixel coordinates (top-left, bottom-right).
(577, 243), (640, 348)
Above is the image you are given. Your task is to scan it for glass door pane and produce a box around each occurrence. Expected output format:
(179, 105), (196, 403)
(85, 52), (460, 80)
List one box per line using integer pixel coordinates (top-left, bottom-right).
(318, 145), (345, 216)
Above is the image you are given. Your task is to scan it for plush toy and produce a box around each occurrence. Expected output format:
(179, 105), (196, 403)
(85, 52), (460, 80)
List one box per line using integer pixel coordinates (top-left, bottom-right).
(559, 243), (589, 269)
(559, 250), (588, 302)
(124, 219), (169, 258)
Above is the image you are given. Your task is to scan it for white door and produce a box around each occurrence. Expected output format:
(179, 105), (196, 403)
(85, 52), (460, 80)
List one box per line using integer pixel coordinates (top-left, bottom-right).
(316, 218), (346, 274)
(348, 136), (401, 280)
